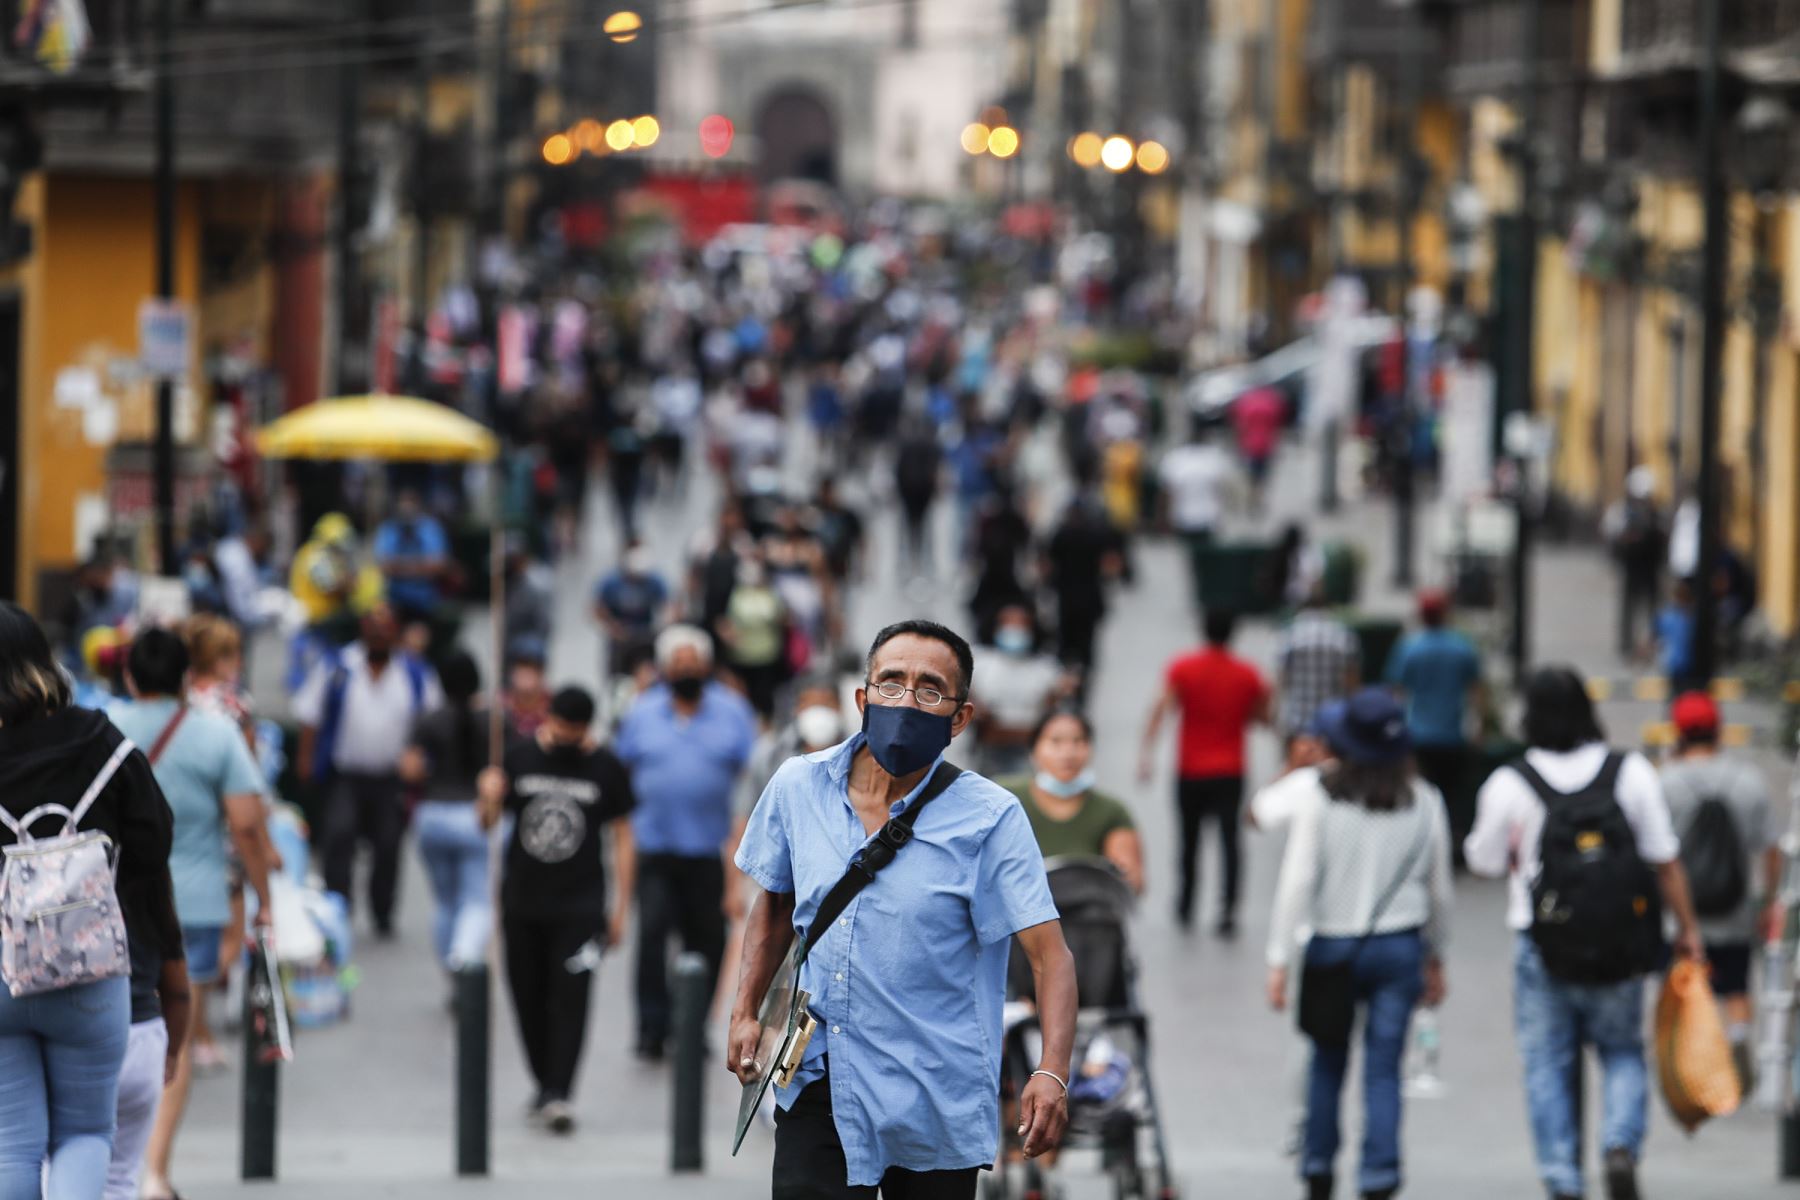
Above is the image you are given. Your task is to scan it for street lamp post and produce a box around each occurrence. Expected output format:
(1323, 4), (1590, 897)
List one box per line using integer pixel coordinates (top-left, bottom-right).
(152, 0), (176, 578)
(1505, 0), (1544, 681)
(1692, 0), (1726, 686)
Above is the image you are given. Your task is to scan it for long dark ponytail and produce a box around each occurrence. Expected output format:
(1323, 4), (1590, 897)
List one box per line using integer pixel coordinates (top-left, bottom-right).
(438, 651), (484, 780)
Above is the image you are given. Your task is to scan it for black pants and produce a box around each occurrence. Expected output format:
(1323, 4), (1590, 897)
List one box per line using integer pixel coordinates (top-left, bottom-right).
(1412, 744), (1470, 870)
(1619, 570), (1659, 655)
(321, 771), (406, 932)
(1176, 775), (1243, 923)
(774, 1072), (980, 1199)
(503, 911), (602, 1102)
(1057, 599), (1103, 675)
(635, 853), (726, 1047)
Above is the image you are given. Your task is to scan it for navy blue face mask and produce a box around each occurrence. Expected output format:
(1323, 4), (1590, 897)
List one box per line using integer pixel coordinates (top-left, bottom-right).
(861, 699), (955, 778)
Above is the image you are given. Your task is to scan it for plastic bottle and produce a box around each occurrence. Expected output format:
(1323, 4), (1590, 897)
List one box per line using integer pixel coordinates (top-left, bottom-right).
(1404, 1009), (1446, 1099)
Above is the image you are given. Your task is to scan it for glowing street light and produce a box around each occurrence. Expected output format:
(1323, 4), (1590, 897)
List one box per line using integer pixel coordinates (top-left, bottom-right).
(960, 122), (991, 155)
(987, 126), (1020, 159)
(542, 133), (573, 165)
(573, 118), (605, 154)
(1135, 139), (1170, 175)
(604, 10), (642, 42)
(632, 115), (661, 147)
(605, 118), (636, 151)
(1099, 135), (1135, 172)
(1069, 131), (1104, 168)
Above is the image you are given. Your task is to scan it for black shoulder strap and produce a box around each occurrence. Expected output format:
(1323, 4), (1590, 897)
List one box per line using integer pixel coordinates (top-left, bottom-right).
(1512, 750), (1625, 807)
(1509, 756), (1557, 805)
(799, 761), (963, 965)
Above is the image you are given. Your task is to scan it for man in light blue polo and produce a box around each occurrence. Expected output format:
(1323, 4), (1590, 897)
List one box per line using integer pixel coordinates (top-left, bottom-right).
(729, 619), (1078, 1199)
(617, 623), (759, 1061)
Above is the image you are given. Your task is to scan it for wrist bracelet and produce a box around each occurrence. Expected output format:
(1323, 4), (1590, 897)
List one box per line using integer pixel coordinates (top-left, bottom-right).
(1030, 1068), (1069, 1095)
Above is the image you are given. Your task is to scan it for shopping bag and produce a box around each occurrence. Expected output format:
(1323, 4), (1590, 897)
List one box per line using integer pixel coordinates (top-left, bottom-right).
(1654, 959), (1741, 1132)
(245, 927), (295, 1066)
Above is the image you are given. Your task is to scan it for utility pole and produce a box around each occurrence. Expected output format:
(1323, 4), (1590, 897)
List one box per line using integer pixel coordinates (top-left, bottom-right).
(1506, 0), (1543, 680)
(334, 4), (364, 395)
(1692, 0), (1726, 685)
(153, 0), (177, 577)
(1391, 5), (1425, 590)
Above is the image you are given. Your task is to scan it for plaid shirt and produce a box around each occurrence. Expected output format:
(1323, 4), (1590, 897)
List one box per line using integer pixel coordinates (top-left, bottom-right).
(1277, 610), (1360, 735)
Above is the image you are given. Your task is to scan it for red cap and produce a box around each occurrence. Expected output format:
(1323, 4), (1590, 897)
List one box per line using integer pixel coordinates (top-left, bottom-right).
(1671, 691), (1720, 735)
(1417, 588), (1450, 623)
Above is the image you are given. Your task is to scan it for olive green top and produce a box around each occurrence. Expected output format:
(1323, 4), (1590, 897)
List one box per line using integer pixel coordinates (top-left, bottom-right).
(1001, 777), (1136, 861)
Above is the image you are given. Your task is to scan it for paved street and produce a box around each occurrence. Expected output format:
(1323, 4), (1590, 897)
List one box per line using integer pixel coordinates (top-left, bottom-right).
(185, 431), (1800, 1199)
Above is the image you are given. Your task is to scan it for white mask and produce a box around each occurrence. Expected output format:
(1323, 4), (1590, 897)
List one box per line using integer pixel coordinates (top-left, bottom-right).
(795, 705), (843, 750)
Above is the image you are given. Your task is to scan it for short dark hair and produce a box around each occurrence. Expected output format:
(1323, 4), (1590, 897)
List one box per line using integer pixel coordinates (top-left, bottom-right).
(439, 650), (483, 706)
(1030, 706), (1092, 748)
(128, 628), (190, 697)
(0, 601), (71, 725)
(1204, 609), (1238, 646)
(549, 685), (596, 727)
(1521, 666), (1606, 752)
(865, 619), (975, 699)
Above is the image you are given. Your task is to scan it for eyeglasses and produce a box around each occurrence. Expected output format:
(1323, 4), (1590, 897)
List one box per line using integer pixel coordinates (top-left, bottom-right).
(865, 680), (964, 709)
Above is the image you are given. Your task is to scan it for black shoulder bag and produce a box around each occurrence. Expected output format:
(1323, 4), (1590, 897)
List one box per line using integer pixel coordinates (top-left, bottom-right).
(1297, 807), (1433, 1049)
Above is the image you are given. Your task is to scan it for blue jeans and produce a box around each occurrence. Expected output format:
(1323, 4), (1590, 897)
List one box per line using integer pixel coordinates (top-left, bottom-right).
(415, 801), (492, 970)
(1513, 934), (1648, 1197)
(0, 974), (130, 1200)
(1302, 930), (1424, 1193)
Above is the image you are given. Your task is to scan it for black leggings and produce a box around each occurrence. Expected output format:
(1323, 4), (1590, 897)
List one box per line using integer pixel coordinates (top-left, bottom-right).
(773, 1071), (980, 1199)
(1176, 775), (1243, 922)
(634, 854), (726, 1047)
(503, 911), (603, 1102)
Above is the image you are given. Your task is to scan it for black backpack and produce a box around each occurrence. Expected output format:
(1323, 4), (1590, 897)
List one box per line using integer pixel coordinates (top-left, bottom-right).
(1681, 794), (1749, 919)
(1517, 753), (1664, 984)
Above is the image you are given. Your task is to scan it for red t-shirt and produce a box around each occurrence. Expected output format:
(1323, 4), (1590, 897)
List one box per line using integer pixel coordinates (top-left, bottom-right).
(1166, 647), (1269, 779)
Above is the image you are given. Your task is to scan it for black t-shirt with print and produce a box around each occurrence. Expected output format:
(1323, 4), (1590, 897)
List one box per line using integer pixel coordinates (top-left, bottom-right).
(501, 740), (636, 919)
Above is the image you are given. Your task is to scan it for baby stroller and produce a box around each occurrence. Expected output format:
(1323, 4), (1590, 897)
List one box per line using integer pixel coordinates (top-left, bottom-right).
(988, 857), (1178, 1200)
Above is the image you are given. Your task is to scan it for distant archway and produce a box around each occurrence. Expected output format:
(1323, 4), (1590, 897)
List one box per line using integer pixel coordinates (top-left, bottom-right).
(756, 87), (837, 185)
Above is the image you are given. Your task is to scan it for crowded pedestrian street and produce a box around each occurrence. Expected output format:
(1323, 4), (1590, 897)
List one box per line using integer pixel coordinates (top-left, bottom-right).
(120, 430), (1786, 1200)
(9, 3), (1800, 1200)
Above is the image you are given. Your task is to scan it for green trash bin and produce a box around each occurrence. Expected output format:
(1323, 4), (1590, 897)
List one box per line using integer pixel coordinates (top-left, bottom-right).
(1353, 617), (1405, 685)
(1188, 541), (1280, 615)
(1320, 542), (1362, 607)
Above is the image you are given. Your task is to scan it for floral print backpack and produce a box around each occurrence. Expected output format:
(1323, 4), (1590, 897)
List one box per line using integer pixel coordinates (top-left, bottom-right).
(0, 739), (134, 998)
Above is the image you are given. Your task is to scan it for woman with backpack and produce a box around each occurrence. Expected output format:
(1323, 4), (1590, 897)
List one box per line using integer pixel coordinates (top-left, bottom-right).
(0, 602), (185, 1197)
(1264, 688), (1453, 1200)
(1466, 666), (1705, 1200)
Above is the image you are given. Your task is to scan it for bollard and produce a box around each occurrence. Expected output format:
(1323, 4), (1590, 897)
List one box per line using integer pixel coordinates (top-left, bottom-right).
(241, 978), (279, 1180)
(670, 951), (708, 1173)
(456, 964), (491, 1177)
(1782, 1111), (1800, 1179)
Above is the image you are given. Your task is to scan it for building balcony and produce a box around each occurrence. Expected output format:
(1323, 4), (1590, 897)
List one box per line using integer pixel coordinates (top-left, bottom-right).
(1439, 0), (1587, 96)
(1309, 0), (1446, 87)
(1613, 0), (1800, 84)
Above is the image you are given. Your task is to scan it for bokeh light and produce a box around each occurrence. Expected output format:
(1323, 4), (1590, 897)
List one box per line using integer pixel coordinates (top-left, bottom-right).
(987, 126), (1020, 159)
(699, 114), (734, 158)
(603, 10), (642, 42)
(960, 122), (991, 155)
(1100, 135), (1135, 172)
(1069, 131), (1104, 168)
(1135, 139), (1170, 174)
(541, 133), (573, 166)
(574, 118), (605, 154)
(605, 119), (636, 151)
(633, 115), (661, 147)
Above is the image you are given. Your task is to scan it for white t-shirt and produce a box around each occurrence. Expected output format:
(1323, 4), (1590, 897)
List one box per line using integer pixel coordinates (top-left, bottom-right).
(971, 650), (1065, 730)
(1158, 444), (1233, 534)
(292, 644), (443, 775)
(1464, 743), (1681, 931)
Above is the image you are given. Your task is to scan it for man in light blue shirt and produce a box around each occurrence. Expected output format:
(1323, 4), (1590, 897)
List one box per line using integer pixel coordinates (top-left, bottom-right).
(729, 619), (1077, 1198)
(372, 489), (450, 622)
(1384, 589), (1484, 860)
(615, 624), (759, 1059)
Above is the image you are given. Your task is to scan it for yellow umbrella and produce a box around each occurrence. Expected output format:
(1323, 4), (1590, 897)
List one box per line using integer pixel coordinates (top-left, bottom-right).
(256, 392), (507, 763)
(255, 394), (498, 463)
